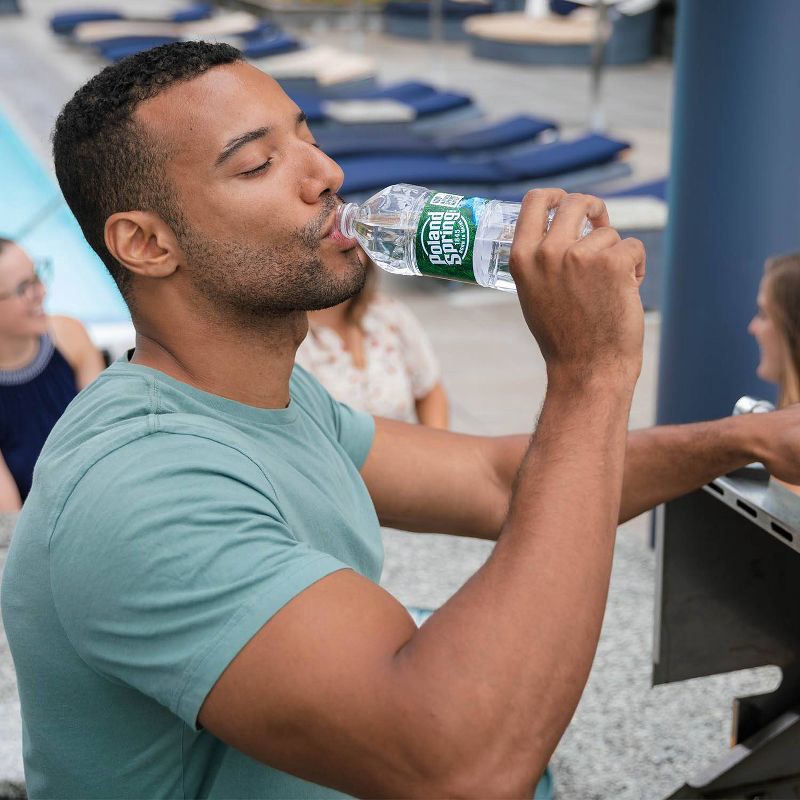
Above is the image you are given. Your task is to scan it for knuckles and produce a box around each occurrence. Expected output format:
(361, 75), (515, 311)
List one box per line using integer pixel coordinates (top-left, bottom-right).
(534, 240), (561, 269)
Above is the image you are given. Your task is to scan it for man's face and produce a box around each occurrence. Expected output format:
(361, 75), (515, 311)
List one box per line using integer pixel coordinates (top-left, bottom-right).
(135, 62), (363, 316)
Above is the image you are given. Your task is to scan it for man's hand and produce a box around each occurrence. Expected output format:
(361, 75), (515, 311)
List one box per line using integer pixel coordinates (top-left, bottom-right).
(510, 189), (646, 389)
(743, 404), (800, 484)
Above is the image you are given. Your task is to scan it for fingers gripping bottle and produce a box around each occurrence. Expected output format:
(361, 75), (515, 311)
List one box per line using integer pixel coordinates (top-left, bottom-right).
(336, 183), (593, 293)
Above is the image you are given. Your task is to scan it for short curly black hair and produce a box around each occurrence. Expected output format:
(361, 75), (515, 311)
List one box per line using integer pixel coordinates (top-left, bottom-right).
(53, 41), (243, 299)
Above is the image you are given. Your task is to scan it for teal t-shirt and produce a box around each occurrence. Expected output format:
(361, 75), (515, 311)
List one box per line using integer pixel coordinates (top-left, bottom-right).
(0, 358), (380, 799)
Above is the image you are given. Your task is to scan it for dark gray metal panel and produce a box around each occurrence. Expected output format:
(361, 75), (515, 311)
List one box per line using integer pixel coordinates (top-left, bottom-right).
(666, 711), (800, 799)
(655, 475), (800, 797)
(654, 477), (800, 687)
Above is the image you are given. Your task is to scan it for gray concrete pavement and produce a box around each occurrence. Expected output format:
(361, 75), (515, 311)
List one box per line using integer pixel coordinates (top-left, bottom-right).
(0, 4), (776, 798)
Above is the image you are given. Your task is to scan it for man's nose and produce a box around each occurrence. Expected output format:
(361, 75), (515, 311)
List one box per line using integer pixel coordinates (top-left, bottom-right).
(299, 144), (345, 204)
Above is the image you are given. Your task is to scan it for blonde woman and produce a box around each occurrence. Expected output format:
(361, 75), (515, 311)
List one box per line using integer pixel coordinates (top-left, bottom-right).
(297, 261), (449, 428)
(748, 252), (800, 492)
(0, 239), (104, 511)
(749, 251), (800, 408)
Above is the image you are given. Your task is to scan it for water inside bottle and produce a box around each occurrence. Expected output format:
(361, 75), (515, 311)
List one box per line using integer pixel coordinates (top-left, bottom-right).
(352, 215), (416, 276)
(488, 239), (516, 292)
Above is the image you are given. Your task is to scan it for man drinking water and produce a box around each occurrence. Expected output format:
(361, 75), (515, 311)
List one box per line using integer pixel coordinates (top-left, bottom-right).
(4, 42), (800, 799)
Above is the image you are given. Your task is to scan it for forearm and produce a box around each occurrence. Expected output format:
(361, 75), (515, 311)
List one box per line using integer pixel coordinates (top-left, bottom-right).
(415, 383), (449, 429)
(0, 455), (21, 513)
(619, 416), (754, 523)
(487, 416), (759, 530)
(391, 378), (632, 794)
(76, 347), (106, 389)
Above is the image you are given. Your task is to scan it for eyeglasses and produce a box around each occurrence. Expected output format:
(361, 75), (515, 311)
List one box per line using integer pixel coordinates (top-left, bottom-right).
(0, 258), (53, 302)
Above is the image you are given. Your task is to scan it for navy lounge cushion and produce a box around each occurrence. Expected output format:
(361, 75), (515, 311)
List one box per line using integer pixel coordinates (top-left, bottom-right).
(170, 3), (214, 22)
(411, 91), (472, 117)
(94, 22), (277, 53)
(241, 33), (300, 59)
(319, 131), (440, 158)
(238, 20), (282, 41)
(292, 89), (473, 124)
(341, 154), (500, 193)
(291, 94), (326, 123)
(494, 134), (629, 180)
(99, 37), (179, 59)
(357, 81), (439, 102)
(50, 10), (124, 34)
(438, 115), (557, 151)
(104, 34), (299, 62)
(50, 3), (212, 35)
(317, 115), (556, 159)
(339, 133), (629, 194)
(99, 25), (294, 62)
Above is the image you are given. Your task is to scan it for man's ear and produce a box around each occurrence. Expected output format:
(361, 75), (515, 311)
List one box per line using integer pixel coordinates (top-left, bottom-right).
(104, 211), (183, 280)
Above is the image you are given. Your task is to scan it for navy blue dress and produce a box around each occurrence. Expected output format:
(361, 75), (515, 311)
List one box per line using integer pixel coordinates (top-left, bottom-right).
(0, 334), (78, 501)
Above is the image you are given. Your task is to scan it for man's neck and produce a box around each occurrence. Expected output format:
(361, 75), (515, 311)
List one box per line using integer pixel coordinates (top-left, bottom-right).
(130, 308), (307, 410)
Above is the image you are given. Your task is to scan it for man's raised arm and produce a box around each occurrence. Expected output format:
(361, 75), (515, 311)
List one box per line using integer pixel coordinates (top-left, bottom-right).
(199, 189), (647, 797)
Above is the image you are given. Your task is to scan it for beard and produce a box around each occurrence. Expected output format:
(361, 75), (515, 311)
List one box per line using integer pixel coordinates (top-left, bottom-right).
(174, 196), (365, 318)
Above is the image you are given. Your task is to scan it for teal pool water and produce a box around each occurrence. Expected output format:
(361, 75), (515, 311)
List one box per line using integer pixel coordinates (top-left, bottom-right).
(0, 104), (130, 325)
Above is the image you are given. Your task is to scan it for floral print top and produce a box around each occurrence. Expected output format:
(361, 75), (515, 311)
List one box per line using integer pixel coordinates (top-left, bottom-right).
(296, 294), (440, 423)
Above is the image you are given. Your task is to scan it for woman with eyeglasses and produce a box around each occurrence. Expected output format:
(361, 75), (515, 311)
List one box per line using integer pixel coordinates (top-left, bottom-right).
(0, 238), (104, 512)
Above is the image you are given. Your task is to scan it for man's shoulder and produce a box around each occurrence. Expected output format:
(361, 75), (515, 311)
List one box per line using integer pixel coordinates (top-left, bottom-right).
(33, 364), (255, 514)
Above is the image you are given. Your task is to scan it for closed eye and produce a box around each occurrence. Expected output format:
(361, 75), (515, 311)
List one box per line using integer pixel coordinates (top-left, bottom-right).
(240, 160), (271, 177)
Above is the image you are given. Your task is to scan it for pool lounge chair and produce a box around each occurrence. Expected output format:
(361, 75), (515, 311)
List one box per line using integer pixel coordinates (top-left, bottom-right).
(87, 18), (279, 49)
(50, 3), (213, 35)
(292, 79), (448, 106)
(315, 114), (558, 160)
(70, 11), (263, 45)
(294, 88), (479, 132)
(255, 46), (378, 98)
(99, 27), (301, 62)
(337, 133), (631, 200)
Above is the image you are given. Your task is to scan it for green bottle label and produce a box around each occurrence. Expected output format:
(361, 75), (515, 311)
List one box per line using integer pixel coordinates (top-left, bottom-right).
(414, 192), (486, 284)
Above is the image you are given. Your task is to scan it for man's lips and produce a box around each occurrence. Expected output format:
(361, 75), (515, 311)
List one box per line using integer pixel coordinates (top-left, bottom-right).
(327, 228), (358, 250)
(322, 208), (357, 250)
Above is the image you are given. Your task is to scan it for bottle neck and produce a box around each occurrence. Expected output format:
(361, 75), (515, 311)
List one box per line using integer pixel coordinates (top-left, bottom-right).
(336, 202), (358, 240)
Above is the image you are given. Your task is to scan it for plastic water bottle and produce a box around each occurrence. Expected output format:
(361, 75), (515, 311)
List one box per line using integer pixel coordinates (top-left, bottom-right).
(336, 183), (593, 292)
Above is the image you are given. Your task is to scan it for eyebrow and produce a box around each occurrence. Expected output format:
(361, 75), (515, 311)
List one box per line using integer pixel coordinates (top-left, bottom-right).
(215, 111), (309, 168)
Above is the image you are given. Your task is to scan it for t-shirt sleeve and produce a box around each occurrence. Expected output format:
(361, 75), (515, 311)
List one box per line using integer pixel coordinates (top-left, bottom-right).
(49, 432), (349, 729)
(291, 364), (375, 469)
(386, 299), (441, 399)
